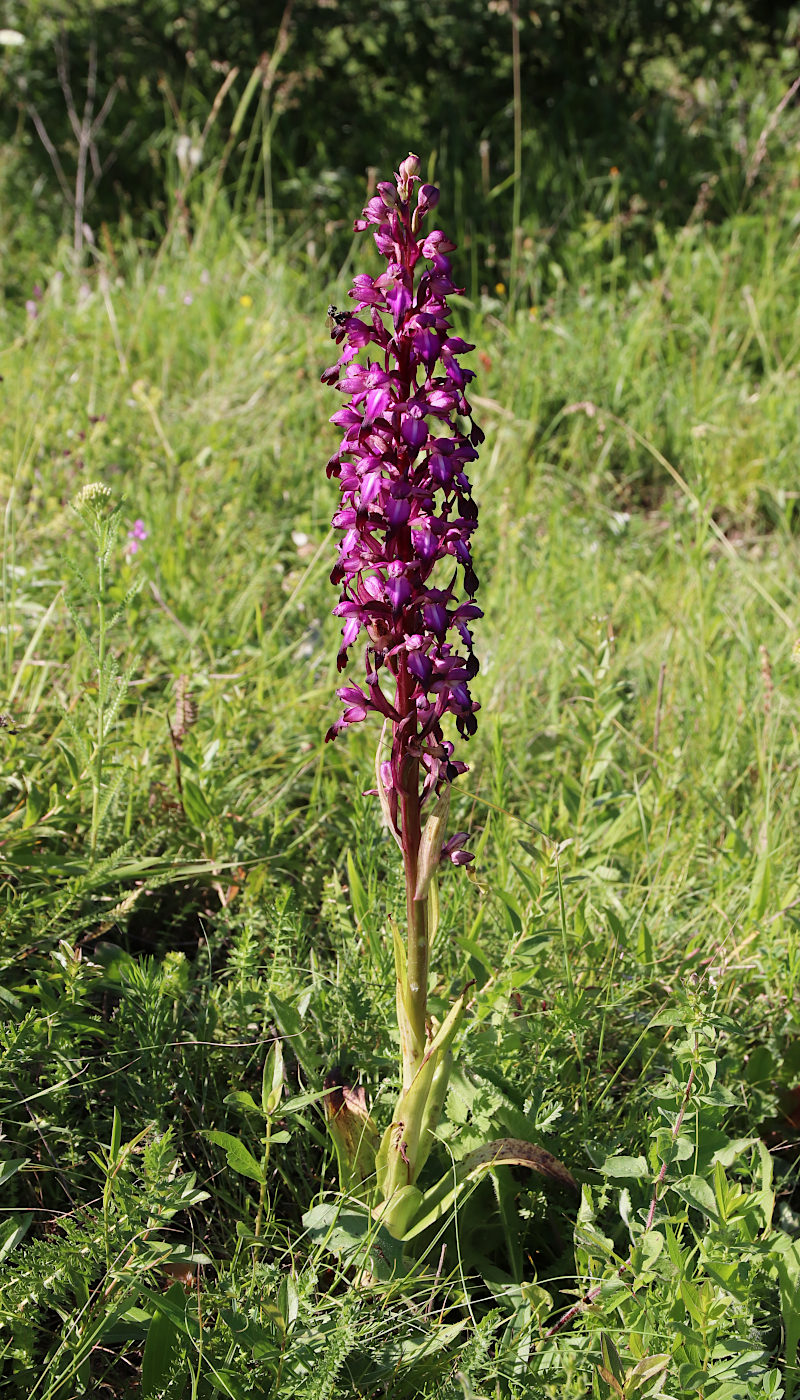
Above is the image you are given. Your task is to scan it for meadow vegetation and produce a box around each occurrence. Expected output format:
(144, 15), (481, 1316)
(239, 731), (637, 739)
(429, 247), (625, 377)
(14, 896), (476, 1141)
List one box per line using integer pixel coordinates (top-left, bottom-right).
(2, 7), (800, 1397)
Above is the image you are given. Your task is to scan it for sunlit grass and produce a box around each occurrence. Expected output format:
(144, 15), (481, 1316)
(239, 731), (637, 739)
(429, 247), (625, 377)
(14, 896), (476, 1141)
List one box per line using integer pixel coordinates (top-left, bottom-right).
(1, 145), (799, 1397)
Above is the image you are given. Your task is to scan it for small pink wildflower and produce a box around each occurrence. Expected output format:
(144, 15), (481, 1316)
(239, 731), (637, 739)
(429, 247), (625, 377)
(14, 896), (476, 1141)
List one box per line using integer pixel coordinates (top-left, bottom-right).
(25, 285), (43, 319)
(125, 519), (148, 559)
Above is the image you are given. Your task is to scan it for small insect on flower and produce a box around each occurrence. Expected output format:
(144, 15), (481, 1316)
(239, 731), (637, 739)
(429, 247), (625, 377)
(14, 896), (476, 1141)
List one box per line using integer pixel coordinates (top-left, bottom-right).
(326, 304), (348, 330)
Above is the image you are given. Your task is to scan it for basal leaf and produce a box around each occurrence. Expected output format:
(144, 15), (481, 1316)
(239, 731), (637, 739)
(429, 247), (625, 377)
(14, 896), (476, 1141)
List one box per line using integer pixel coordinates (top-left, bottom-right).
(302, 1200), (403, 1281)
(141, 1281), (185, 1398)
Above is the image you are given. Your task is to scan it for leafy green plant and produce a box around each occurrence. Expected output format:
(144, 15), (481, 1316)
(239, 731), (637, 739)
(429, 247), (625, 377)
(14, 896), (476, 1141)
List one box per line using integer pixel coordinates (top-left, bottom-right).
(309, 156), (578, 1260)
(3, 60), (800, 1395)
(63, 482), (142, 858)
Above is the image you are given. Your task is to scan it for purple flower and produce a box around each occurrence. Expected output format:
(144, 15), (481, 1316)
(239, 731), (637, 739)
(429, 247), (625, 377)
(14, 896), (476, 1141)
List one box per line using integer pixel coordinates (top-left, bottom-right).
(25, 285), (43, 319)
(323, 153), (482, 812)
(441, 832), (474, 867)
(125, 518), (148, 559)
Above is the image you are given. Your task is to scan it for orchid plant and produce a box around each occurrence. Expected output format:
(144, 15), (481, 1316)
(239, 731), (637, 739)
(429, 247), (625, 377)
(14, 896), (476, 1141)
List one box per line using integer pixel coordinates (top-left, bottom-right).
(321, 155), (574, 1244)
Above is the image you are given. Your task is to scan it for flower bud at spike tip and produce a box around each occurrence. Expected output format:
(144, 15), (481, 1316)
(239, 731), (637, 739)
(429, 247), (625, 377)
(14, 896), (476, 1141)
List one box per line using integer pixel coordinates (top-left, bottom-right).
(396, 153), (420, 201)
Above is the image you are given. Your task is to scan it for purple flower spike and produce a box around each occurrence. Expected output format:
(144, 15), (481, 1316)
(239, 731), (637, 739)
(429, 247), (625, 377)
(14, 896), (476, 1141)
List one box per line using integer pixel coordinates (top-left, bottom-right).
(323, 154), (482, 809)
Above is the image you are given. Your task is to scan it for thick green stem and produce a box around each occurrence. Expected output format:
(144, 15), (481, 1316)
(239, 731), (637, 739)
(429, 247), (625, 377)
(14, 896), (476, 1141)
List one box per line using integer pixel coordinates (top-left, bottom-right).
(396, 665), (429, 1089)
(254, 1119), (271, 1241)
(401, 782), (428, 1048)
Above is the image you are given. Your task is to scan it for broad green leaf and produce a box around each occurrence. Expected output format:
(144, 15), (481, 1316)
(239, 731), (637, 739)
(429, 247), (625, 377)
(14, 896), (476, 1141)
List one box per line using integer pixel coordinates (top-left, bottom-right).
(376, 989), (468, 1211)
(520, 1280), (553, 1325)
(224, 1090), (263, 1116)
(0, 1157), (28, 1188)
(649, 1010), (694, 1027)
(140, 1286), (200, 1342)
(456, 933), (494, 977)
(234, 1221), (271, 1247)
(651, 1128), (693, 1167)
(626, 1353), (670, 1394)
(494, 888), (523, 934)
(403, 1137), (577, 1242)
(710, 1136), (758, 1168)
(141, 1281), (185, 1397)
(269, 992), (320, 1077)
(396, 1319), (464, 1364)
(204, 1130), (264, 1183)
(182, 777), (213, 828)
(23, 784), (47, 828)
(630, 1230), (664, 1275)
(600, 1331), (625, 1389)
(262, 1039), (284, 1116)
(600, 1153), (649, 1180)
(302, 1201), (403, 1281)
(774, 1238), (800, 1400)
(672, 1174), (719, 1220)
(281, 1087), (331, 1113)
(206, 1366), (253, 1400)
(0, 1213), (32, 1262)
(277, 1274), (299, 1327)
(415, 1043), (456, 1179)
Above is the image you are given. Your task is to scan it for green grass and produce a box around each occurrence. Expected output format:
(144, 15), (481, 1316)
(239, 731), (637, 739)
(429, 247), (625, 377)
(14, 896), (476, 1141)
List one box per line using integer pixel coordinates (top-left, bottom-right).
(2, 122), (800, 1399)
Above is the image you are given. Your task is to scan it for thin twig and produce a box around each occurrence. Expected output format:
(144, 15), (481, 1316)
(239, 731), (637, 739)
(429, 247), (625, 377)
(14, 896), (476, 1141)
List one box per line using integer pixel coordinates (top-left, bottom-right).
(26, 105), (74, 204)
(30, 31), (123, 259)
